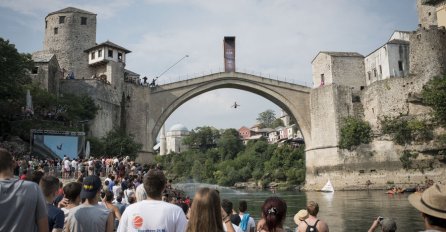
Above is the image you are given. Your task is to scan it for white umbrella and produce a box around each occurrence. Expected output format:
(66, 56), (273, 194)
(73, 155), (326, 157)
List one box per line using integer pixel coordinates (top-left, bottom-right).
(85, 141), (90, 159)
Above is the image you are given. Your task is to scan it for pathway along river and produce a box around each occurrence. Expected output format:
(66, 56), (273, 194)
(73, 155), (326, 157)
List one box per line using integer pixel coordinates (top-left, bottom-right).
(176, 183), (425, 231)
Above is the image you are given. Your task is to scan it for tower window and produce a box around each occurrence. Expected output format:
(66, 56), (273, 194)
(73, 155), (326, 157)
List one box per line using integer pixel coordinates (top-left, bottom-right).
(54, 27), (58, 35)
(98, 49), (102, 57)
(59, 16), (65, 24)
(108, 49), (113, 58)
(45, 20), (48, 29)
(32, 67), (39, 74)
(373, 68), (377, 77)
(398, 61), (403, 71)
(81, 17), (87, 25)
(91, 51), (95, 60)
(379, 65), (382, 75)
(367, 71), (371, 80)
(118, 52), (123, 61)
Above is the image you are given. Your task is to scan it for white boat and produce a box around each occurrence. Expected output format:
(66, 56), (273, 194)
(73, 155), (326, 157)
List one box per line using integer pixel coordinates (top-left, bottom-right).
(321, 179), (334, 192)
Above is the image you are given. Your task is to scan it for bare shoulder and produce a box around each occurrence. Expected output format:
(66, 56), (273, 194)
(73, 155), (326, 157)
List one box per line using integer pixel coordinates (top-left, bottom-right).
(317, 220), (329, 232)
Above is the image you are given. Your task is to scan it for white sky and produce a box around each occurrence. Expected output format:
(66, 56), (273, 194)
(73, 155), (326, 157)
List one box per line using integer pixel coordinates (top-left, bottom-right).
(0, 0), (419, 133)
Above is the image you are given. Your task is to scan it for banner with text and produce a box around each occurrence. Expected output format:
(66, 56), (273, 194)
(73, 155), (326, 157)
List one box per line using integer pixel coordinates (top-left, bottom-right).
(224, 37), (236, 72)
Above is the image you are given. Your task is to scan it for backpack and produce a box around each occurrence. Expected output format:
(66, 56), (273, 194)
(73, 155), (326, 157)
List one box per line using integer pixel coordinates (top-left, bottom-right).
(304, 220), (319, 232)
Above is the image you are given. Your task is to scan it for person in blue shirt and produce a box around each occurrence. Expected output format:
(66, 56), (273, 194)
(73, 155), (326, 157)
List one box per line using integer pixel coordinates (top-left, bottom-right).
(39, 175), (64, 232)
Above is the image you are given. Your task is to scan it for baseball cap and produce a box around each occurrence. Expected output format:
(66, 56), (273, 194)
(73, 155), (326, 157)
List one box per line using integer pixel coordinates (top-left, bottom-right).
(80, 175), (101, 199)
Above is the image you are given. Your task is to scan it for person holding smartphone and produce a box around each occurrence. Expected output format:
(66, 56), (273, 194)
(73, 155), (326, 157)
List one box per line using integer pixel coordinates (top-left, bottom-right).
(367, 216), (397, 232)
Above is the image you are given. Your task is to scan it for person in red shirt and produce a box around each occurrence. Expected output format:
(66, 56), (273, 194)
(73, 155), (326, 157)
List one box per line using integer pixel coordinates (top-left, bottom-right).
(19, 170), (27, 180)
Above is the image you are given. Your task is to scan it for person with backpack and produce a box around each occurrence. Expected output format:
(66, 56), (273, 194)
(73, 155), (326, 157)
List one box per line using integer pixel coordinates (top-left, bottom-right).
(298, 201), (329, 232)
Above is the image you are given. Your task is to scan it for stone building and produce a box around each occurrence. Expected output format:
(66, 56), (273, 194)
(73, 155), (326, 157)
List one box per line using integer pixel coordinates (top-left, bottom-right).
(164, 124), (189, 154)
(30, 52), (62, 93)
(42, 7), (97, 80)
(311, 52), (365, 91)
(364, 31), (410, 86)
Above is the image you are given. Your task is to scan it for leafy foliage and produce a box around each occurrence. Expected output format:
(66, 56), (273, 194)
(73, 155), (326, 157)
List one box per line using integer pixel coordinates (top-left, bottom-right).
(182, 126), (220, 151)
(339, 117), (372, 150)
(380, 117), (432, 145)
(156, 131), (306, 187)
(99, 129), (142, 159)
(0, 38), (33, 134)
(256, 109), (277, 128)
(400, 150), (418, 170)
(422, 75), (446, 126)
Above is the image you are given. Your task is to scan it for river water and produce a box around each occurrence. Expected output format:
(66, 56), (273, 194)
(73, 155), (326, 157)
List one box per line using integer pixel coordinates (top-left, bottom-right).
(175, 183), (425, 231)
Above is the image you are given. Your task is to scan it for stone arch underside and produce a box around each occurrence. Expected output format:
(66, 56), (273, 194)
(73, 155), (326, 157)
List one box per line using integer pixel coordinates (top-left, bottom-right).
(150, 76), (311, 148)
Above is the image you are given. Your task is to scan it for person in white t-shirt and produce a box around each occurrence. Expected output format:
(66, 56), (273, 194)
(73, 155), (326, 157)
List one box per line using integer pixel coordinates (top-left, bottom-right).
(117, 169), (187, 232)
(63, 158), (71, 179)
(71, 159), (78, 178)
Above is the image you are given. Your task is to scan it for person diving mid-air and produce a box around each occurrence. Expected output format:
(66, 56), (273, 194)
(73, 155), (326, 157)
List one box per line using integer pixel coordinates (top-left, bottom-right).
(231, 102), (240, 109)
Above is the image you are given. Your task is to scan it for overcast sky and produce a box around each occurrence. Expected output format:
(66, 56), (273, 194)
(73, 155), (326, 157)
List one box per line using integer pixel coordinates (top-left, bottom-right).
(0, 0), (419, 133)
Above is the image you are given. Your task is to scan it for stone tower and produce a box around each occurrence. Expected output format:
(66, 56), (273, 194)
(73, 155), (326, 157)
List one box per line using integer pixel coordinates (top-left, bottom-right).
(417, 0), (438, 28)
(44, 7), (96, 80)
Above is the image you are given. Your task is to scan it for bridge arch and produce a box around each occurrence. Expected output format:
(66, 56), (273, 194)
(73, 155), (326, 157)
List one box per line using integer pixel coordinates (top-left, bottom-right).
(149, 72), (311, 149)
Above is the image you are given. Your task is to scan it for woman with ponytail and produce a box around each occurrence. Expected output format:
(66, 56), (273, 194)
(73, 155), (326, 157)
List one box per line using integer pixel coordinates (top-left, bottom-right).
(257, 197), (287, 232)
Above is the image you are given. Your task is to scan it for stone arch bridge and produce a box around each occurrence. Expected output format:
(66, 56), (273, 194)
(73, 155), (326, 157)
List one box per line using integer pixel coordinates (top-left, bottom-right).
(125, 72), (312, 161)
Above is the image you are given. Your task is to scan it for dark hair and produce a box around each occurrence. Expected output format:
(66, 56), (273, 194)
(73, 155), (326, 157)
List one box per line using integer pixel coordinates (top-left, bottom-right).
(27, 171), (44, 184)
(230, 214), (241, 226)
(424, 213), (446, 228)
(116, 195), (123, 203)
(143, 169), (166, 198)
(177, 202), (189, 215)
(39, 175), (60, 197)
(0, 148), (13, 172)
(261, 197), (287, 232)
(221, 199), (233, 215)
(239, 200), (248, 212)
(63, 182), (82, 202)
(306, 201), (319, 216)
(104, 180), (109, 186)
(105, 190), (114, 202)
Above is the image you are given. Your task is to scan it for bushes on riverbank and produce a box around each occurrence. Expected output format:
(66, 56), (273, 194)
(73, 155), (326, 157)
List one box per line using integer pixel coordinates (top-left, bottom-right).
(156, 127), (306, 187)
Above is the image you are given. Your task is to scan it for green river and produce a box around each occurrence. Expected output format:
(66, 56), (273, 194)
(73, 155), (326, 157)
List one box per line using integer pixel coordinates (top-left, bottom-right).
(176, 183), (425, 231)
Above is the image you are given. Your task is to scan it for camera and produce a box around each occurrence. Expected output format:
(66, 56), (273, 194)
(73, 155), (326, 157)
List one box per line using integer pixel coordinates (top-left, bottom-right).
(378, 216), (384, 221)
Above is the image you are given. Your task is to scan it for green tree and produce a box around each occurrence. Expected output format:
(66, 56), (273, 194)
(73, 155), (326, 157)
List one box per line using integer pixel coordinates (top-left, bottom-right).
(183, 126), (220, 151)
(422, 75), (446, 126)
(339, 117), (372, 150)
(217, 128), (243, 160)
(256, 110), (277, 128)
(271, 118), (284, 128)
(0, 38), (33, 134)
(101, 129), (142, 159)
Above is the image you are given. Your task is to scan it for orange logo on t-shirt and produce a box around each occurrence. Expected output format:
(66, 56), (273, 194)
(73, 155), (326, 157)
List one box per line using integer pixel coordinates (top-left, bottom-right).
(133, 215), (143, 229)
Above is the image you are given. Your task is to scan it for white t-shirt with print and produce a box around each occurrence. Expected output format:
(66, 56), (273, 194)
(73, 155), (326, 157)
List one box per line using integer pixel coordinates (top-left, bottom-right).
(117, 200), (187, 232)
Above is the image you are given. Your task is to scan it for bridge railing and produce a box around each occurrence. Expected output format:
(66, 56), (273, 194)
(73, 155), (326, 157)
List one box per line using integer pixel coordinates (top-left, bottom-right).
(155, 68), (312, 87)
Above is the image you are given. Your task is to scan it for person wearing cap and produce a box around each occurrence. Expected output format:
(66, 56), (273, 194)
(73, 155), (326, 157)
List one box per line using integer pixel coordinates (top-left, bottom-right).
(117, 169), (188, 232)
(298, 201), (329, 232)
(367, 217), (397, 232)
(0, 148), (49, 232)
(408, 183), (446, 232)
(65, 175), (114, 232)
(294, 209), (309, 232)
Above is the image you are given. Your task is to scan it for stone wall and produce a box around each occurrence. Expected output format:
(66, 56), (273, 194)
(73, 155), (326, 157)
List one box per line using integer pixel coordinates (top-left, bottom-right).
(417, 0), (438, 28)
(410, 26), (446, 79)
(60, 80), (121, 138)
(331, 56), (365, 91)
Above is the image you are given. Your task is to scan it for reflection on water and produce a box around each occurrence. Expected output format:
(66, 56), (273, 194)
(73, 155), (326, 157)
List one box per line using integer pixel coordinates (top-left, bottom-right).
(176, 183), (425, 231)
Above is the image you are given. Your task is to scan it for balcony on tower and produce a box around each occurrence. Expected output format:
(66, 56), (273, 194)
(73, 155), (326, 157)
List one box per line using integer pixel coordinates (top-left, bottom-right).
(85, 40), (131, 66)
